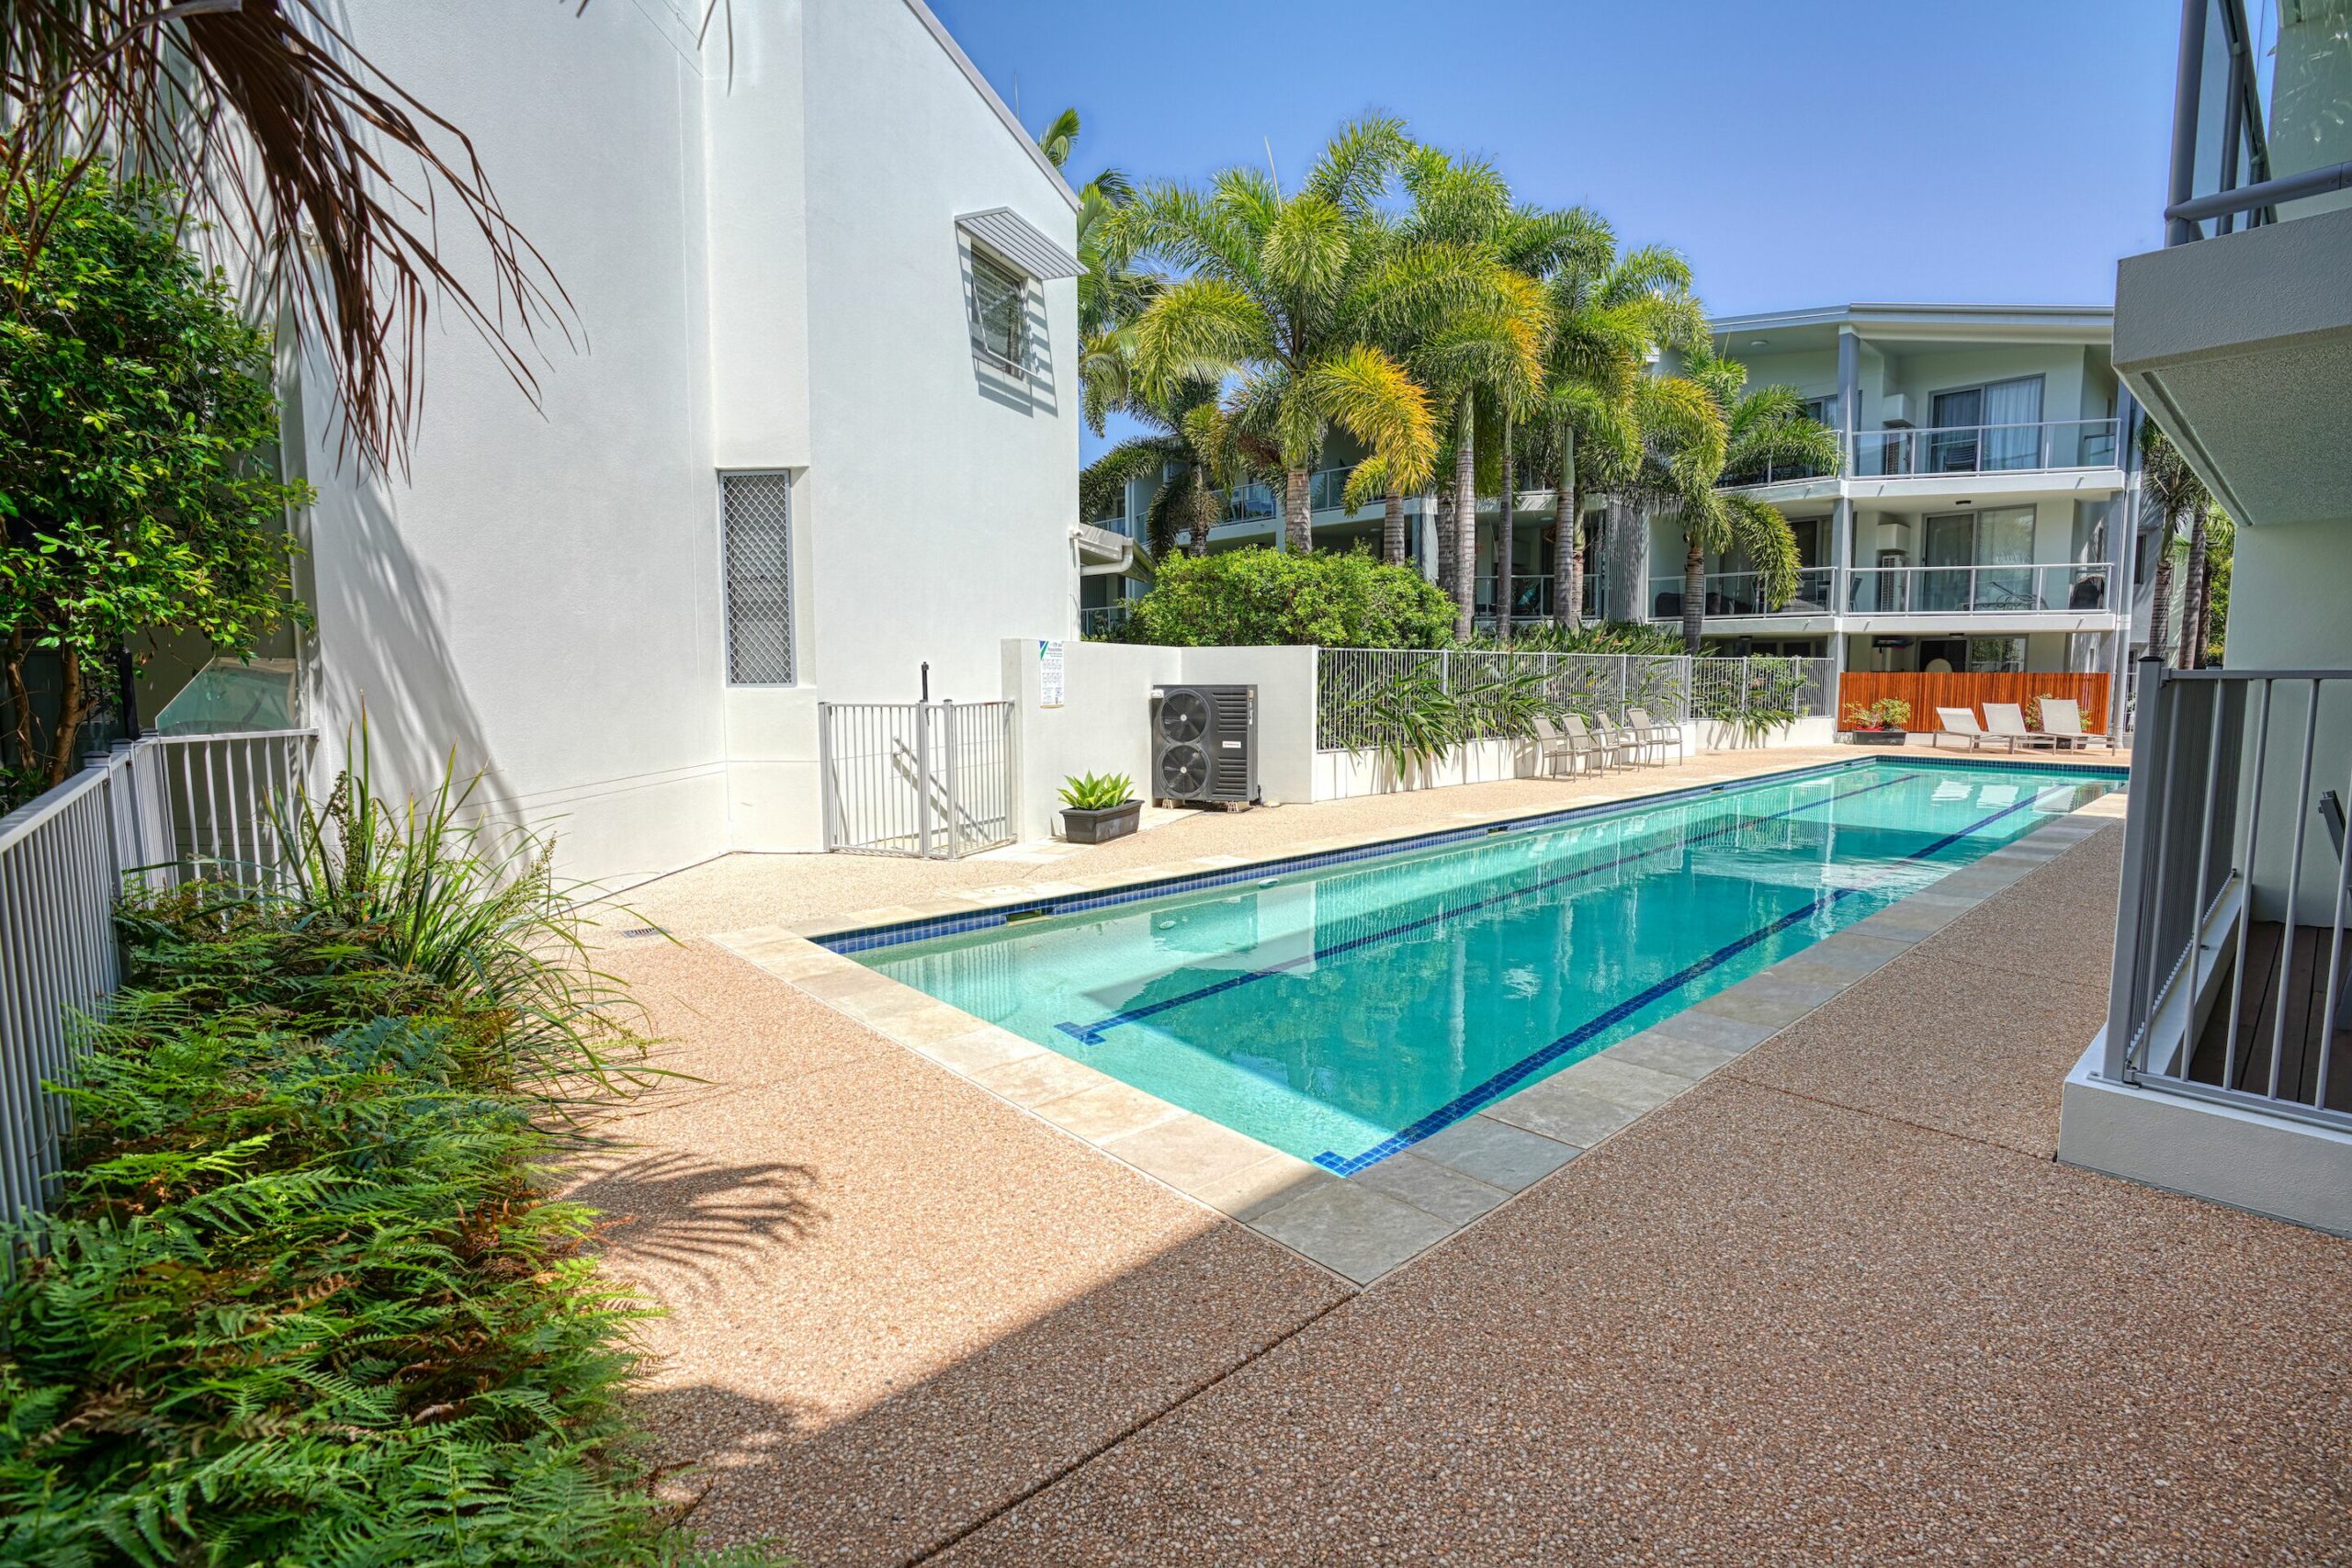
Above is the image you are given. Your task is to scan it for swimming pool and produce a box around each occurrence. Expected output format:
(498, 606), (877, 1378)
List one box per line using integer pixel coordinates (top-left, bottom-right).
(837, 760), (2120, 1173)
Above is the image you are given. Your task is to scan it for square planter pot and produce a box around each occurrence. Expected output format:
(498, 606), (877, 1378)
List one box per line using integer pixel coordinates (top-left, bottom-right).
(1061, 800), (1141, 845)
(1845, 728), (1908, 747)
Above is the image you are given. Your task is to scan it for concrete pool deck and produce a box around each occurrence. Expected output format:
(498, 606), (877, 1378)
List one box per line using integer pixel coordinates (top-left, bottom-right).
(573, 747), (2352, 1565)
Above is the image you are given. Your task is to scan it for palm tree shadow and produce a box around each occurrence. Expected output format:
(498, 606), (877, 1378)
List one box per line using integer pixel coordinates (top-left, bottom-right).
(571, 1149), (827, 1282)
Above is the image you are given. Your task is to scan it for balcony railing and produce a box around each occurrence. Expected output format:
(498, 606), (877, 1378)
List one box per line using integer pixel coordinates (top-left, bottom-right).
(1849, 419), (2119, 479)
(1221, 464), (1359, 524)
(1845, 564), (2110, 615)
(1718, 454), (1837, 489)
(1079, 603), (1134, 638)
(1645, 568), (1837, 620)
(2162, 0), (2352, 243)
(1470, 573), (1604, 625)
(2105, 663), (2352, 1130)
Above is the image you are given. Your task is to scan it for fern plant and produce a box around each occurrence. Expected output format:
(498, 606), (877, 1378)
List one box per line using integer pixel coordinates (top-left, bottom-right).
(0, 747), (784, 1568)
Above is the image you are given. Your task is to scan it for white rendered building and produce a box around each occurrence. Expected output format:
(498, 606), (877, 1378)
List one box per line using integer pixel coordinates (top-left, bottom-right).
(277, 0), (1090, 883)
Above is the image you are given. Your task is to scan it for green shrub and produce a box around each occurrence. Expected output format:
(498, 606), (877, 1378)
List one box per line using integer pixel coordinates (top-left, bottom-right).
(1462, 621), (1684, 656)
(1125, 547), (1453, 649)
(0, 751), (781, 1568)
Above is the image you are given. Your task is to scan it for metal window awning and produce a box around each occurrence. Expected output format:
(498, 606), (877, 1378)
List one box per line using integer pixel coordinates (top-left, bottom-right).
(956, 208), (1080, 281)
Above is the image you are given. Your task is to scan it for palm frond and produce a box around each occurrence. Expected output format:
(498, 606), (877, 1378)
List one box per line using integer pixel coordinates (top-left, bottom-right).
(3, 0), (580, 473)
(1311, 343), (1436, 494)
(1035, 107), (1082, 168)
(1131, 276), (1272, 397)
(1301, 114), (1411, 212)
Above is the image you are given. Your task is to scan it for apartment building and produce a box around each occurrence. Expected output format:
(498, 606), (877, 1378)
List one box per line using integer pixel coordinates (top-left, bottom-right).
(2066, 0), (2352, 1231)
(232, 0), (1087, 881)
(1634, 305), (2139, 710)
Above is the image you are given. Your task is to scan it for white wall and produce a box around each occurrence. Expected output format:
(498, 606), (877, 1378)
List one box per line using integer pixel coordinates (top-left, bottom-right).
(2222, 517), (2352, 922)
(295, 1), (1079, 880)
(1001, 641), (1317, 840)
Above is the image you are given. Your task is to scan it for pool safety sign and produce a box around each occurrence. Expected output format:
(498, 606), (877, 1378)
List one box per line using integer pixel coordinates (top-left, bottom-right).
(1038, 639), (1066, 707)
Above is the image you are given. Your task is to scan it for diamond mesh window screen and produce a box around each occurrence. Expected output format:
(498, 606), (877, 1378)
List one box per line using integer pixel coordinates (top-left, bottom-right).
(722, 471), (794, 684)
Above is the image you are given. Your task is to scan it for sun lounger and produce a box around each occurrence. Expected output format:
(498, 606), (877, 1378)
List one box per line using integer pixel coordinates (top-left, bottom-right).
(2035, 697), (2110, 750)
(1983, 703), (2058, 750)
(1933, 707), (2014, 751)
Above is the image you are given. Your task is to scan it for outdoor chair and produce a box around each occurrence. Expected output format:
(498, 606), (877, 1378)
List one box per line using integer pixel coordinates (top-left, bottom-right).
(1932, 707), (2014, 751)
(1624, 706), (1686, 766)
(1983, 703), (2059, 750)
(1557, 713), (1623, 774)
(1595, 713), (1655, 768)
(2035, 697), (2110, 751)
(1532, 716), (1584, 778)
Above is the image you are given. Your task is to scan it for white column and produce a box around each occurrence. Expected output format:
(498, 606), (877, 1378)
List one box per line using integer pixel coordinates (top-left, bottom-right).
(1832, 325), (1860, 674)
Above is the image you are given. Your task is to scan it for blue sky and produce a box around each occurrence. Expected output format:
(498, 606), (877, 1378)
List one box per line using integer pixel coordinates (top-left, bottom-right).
(931, 0), (2176, 459)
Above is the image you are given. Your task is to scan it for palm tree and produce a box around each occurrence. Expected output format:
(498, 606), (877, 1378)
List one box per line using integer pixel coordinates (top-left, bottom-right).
(1079, 386), (1237, 560)
(1657, 350), (1837, 652)
(4, 0), (583, 470)
(1384, 148), (1568, 638)
(1125, 118), (1452, 557)
(1532, 238), (1705, 629)
(2139, 423), (2211, 667)
(1036, 109), (1160, 426)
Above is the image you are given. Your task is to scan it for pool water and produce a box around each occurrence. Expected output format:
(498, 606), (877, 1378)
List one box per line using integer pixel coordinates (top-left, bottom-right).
(845, 761), (2120, 1172)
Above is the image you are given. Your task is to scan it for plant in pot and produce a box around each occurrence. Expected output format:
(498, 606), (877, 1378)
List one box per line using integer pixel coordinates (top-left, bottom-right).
(1059, 771), (1140, 844)
(1843, 696), (1911, 746)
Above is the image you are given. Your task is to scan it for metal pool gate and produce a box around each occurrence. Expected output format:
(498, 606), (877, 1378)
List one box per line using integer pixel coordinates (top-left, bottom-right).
(818, 701), (1014, 858)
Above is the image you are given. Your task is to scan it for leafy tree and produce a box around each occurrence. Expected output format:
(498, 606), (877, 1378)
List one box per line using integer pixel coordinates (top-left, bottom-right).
(1125, 547), (1453, 649)
(1124, 118), (1446, 555)
(1, 168), (310, 794)
(1036, 108), (1160, 428)
(1381, 147), (1578, 642)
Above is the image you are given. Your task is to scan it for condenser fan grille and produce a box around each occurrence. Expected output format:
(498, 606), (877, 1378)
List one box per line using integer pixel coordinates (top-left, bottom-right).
(1158, 742), (1208, 795)
(1158, 690), (1210, 742)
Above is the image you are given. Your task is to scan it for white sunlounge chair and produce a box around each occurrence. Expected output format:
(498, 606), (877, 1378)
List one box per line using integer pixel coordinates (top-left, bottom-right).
(1984, 702), (2059, 750)
(1933, 707), (2014, 751)
(2035, 697), (2112, 751)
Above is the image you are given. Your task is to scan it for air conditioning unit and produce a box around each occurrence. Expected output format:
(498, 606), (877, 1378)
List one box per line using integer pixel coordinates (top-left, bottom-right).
(1150, 684), (1259, 807)
(1880, 392), (1914, 426)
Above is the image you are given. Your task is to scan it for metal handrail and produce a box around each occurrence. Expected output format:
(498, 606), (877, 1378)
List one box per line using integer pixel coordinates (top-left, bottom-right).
(1645, 568), (1838, 617)
(2105, 660), (2352, 1130)
(1844, 563), (2110, 615)
(1849, 418), (2120, 478)
(2165, 0), (2278, 243)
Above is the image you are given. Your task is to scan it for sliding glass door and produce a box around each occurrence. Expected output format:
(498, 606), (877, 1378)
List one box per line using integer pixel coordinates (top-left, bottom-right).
(1928, 376), (2043, 472)
(1919, 506), (2038, 610)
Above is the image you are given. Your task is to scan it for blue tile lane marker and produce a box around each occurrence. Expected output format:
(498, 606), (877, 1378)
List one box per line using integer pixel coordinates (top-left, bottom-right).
(1306, 782), (2062, 1174)
(1051, 770), (1914, 1048)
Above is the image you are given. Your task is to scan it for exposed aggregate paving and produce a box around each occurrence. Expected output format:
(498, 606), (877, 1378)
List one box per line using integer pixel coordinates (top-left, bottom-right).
(580, 754), (2352, 1567)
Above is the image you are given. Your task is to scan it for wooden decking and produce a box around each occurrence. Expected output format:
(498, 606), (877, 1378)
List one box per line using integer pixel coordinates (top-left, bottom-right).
(2188, 921), (2352, 1113)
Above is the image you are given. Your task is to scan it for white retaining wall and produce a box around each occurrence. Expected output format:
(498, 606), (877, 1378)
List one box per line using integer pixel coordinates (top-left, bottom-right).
(1005, 640), (1847, 836)
(1000, 640), (1316, 842)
